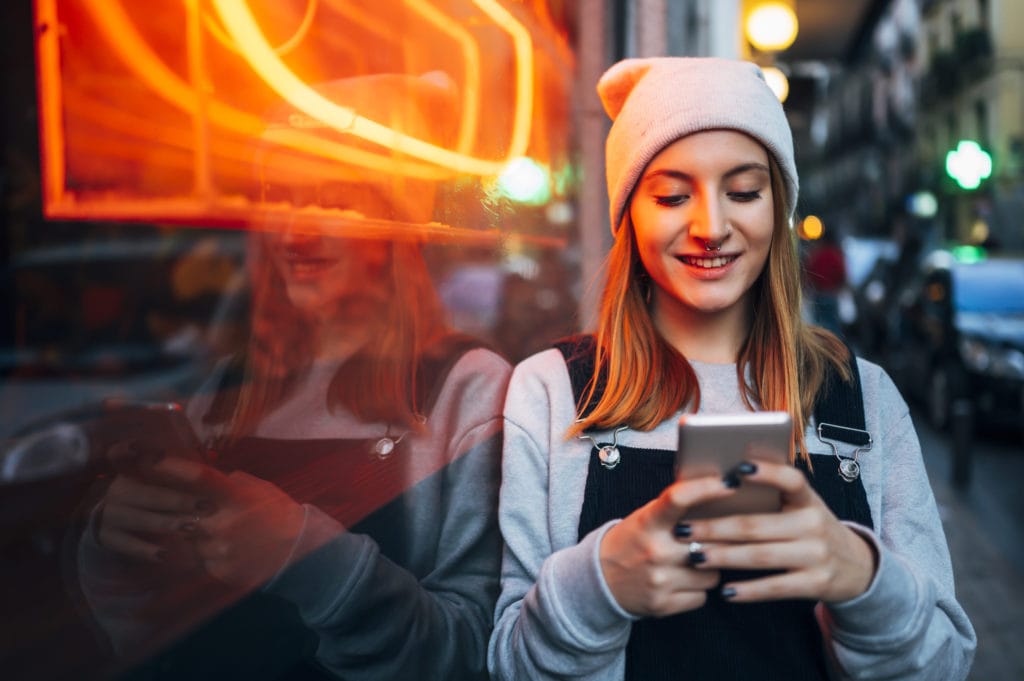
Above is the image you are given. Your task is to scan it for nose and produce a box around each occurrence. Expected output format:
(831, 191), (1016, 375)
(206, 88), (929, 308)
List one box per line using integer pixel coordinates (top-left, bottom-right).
(687, 192), (730, 248)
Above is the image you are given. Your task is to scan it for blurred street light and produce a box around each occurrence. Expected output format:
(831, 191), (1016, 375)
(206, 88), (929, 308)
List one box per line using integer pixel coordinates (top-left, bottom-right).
(945, 140), (993, 190)
(761, 65), (789, 102)
(745, 2), (799, 52)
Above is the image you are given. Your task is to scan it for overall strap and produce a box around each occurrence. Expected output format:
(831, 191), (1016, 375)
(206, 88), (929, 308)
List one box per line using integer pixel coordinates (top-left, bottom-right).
(813, 346), (871, 448)
(808, 345), (874, 529)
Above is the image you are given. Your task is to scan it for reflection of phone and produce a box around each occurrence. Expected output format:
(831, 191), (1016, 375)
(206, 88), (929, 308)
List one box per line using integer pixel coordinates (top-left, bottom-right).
(96, 399), (206, 474)
(676, 411), (791, 519)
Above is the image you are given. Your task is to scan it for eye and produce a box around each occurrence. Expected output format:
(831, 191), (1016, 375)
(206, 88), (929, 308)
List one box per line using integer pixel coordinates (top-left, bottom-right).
(655, 194), (688, 207)
(728, 190), (762, 202)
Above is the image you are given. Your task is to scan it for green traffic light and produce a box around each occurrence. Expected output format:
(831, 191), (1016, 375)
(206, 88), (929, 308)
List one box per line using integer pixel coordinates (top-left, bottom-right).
(945, 140), (992, 190)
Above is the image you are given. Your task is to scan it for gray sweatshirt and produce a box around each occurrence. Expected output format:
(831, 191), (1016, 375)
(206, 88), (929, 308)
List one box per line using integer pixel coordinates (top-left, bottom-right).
(489, 349), (976, 680)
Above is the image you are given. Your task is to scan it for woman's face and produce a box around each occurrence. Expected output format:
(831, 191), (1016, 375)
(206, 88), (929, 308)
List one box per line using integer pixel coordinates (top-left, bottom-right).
(258, 173), (395, 321)
(264, 230), (391, 321)
(628, 129), (775, 324)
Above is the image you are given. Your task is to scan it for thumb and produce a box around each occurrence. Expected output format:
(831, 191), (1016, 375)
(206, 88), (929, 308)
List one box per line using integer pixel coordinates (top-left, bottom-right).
(148, 456), (234, 498)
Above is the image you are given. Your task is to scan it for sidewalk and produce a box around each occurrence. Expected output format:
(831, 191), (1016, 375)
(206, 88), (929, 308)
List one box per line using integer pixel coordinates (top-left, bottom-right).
(916, 412), (1024, 681)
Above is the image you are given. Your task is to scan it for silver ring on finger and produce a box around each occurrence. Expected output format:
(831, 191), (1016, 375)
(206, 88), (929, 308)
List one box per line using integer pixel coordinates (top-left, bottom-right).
(686, 541), (706, 566)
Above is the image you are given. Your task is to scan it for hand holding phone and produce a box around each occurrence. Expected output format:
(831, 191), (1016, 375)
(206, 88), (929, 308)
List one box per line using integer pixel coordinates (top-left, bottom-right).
(676, 411), (791, 519)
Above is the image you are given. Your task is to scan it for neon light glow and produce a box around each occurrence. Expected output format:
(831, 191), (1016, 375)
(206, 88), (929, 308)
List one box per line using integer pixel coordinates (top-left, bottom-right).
(34, 0), (572, 238)
(210, 0), (532, 175)
(496, 157), (550, 204)
(404, 0), (481, 155)
(945, 140), (992, 190)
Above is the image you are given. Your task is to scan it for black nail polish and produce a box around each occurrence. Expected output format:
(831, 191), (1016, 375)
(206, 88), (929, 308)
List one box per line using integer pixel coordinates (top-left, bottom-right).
(673, 522), (692, 538)
(722, 473), (741, 489)
(720, 586), (737, 599)
(686, 551), (706, 566)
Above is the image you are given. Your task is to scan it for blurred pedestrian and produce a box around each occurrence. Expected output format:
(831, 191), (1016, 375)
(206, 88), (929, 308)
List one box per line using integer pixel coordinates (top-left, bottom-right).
(804, 228), (847, 334)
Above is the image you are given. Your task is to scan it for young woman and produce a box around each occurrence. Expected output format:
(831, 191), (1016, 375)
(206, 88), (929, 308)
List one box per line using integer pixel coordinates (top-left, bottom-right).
(489, 57), (976, 681)
(76, 73), (510, 680)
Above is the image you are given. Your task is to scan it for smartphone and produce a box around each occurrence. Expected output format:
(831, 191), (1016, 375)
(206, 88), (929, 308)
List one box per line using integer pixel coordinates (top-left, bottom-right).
(95, 399), (207, 475)
(675, 411), (791, 519)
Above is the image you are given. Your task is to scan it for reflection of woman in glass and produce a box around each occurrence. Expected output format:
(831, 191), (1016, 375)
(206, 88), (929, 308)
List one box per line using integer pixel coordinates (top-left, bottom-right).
(77, 73), (510, 680)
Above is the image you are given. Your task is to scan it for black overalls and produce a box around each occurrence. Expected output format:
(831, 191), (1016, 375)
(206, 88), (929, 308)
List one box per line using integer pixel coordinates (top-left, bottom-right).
(557, 335), (873, 681)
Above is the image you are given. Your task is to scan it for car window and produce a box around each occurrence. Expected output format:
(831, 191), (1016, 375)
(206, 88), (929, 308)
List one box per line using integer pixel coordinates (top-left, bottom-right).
(952, 262), (1024, 314)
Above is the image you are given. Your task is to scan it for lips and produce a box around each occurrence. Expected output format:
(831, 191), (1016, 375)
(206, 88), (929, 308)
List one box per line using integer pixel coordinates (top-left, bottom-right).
(677, 254), (738, 269)
(280, 255), (336, 278)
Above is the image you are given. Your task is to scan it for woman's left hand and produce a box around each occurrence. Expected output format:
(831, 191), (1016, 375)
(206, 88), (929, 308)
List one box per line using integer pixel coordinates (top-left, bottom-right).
(687, 460), (878, 603)
(147, 457), (307, 591)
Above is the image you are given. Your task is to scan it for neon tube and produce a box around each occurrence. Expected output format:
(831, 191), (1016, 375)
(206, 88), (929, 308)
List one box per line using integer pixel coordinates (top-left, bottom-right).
(86, 0), (453, 179)
(34, 0), (66, 209)
(471, 0), (533, 165)
(404, 0), (480, 155)
(210, 0), (532, 175)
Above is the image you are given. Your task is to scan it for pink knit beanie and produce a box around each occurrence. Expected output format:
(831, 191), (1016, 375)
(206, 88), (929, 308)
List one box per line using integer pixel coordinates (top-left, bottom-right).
(598, 57), (798, 235)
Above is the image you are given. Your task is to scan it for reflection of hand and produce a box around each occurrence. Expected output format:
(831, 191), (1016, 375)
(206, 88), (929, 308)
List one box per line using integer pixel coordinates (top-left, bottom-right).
(96, 467), (208, 568)
(598, 476), (737, 617)
(686, 461), (878, 603)
(151, 458), (306, 592)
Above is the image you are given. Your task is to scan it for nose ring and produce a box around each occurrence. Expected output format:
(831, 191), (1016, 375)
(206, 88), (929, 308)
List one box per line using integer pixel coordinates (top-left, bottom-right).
(704, 241), (722, 252)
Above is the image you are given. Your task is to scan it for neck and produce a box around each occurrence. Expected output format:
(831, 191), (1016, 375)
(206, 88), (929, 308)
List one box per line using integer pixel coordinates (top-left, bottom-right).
(312, 316), (376, 364)
(651, 295), (751, 364)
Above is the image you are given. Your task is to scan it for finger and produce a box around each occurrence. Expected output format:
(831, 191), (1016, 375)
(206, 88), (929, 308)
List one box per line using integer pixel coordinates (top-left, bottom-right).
(101, 502), (197, 537)
(148, 457), (234, 497)
(693, 506), (822, 544)
(719, 568), (823, 603)
(700, 538), (822, 572)
(649, 589), (710, 617)
(108, 476), (207, 514)
(98, 527), (166, 563)
(738, 460), (818, 507)
(648, 476), (738, 528)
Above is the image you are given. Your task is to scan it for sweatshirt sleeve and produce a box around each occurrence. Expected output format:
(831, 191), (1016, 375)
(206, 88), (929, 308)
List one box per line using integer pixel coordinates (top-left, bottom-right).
(488, 359), (635, 681)
(819, 365), (976, 680)
(265, 350), (509, 681)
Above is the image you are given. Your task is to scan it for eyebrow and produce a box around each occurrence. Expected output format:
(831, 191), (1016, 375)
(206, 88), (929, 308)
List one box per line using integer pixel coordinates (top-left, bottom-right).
(642, 162), (771, 184)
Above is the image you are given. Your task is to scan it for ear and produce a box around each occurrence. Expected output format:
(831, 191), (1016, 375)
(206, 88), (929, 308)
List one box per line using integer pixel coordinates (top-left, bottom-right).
(596, 58), (655, 119)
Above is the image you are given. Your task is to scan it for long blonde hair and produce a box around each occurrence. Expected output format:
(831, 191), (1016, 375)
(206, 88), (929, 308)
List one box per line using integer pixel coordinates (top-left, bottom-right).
(571, 155), (849, 462)
(209, 236), (448, 442)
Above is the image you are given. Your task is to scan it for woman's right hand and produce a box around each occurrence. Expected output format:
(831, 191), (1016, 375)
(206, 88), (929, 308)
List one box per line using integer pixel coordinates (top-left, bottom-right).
(96, 451), (211, 565)
(599, 475), (737, 617)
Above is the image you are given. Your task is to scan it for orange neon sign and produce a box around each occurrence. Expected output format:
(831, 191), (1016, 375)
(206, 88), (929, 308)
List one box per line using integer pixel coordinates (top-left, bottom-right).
(34, 0), (573, 239)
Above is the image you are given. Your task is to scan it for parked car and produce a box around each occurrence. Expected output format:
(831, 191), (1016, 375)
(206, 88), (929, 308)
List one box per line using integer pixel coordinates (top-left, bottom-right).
(890, 250), (1024, 434)
(0, 225), (247, 678)
(837, 236), (899, 354)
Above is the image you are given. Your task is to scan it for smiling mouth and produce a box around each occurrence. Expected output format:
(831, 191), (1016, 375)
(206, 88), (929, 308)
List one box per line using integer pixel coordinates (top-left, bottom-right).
(282, 257), (336, 276)
(677, 255), (738, 269)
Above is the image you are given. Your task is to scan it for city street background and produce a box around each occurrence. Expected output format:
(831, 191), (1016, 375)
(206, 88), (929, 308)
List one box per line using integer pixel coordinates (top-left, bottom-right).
(912, 403), (1024, 681)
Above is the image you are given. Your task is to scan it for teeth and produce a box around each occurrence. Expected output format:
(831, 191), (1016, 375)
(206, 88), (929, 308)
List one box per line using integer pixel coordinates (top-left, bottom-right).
(681, 255), (733, 268)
